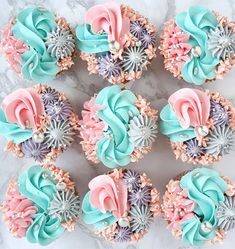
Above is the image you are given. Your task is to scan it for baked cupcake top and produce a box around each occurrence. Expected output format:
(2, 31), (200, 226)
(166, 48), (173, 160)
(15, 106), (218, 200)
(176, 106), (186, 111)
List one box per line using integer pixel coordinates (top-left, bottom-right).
(0, 85), (79, 163)
(79, 85), (158, 168)
(1, 7), (76, 83)
(162, 167), (235, 246)
(1, 164), (80, 245)
(81, 168), (161, 243)
(76, 2), (157, 84)
(160, 88), (235, 165)
(159, 5), (235, 85)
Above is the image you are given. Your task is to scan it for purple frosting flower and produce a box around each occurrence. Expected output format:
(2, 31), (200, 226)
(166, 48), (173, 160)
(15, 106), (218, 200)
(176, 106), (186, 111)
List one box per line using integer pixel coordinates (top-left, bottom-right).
(41, 88), (59, 105)
(21, 138), (50, 162)
(185, 138), (205, 158)
(140, 30), (156, 48)
(129, 186), (151, 206)
(45, 100), (73, 121)
(123, 170), (141, 190)
(97, 53), (122, 79)
(114, 226), (132, 242)
(130, 21), (145, 38)
(210, 100), (229, 126)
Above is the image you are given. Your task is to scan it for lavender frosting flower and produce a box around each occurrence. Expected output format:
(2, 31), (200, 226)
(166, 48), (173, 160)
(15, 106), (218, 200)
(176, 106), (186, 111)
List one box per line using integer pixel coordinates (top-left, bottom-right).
(114, 226), (132, 242)
(129, 186), (151, 206)
(45, 100), (73, 121)
(130, 21), (145, 38)
(140, 31), (156, 48)
(210, 100), (229, 126)
(185, 138), (205, 158)
(41, 88), (59, 105)
(21, 138), (50, 162)
(123, 170), (141, 190)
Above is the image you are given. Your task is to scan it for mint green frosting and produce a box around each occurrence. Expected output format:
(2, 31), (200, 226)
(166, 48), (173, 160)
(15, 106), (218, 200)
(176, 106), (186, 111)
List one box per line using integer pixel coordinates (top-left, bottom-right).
(176, 6), (219, 85)
(12, 7), (60, 83)
(0, 109), (32, 144)
(18, 165), (64, 245)
(180, 168), (228, 246)
(95, 85), (139, 168)
(82, 192), (117, 231)
(159, 104), (196, 142)
(76, 24), (109, 53)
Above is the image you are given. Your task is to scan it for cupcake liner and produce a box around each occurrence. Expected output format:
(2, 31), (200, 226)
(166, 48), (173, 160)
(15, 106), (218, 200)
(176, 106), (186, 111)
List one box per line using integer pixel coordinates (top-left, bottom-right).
(0, 85), (79, 163)
(76, 2), (157, 84)
(1, 7), (76, 83)
(162, 167), (235, 246)
(1, 164), (80, 246)
(81, 168), (161, 243)
(159, 5), (235, 85)
(160, 88), (235, 165)
(79, 85), (158, 168)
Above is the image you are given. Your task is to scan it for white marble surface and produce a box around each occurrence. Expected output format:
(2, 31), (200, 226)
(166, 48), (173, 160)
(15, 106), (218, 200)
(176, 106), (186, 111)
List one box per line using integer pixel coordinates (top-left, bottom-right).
(0, 0), (235, 248)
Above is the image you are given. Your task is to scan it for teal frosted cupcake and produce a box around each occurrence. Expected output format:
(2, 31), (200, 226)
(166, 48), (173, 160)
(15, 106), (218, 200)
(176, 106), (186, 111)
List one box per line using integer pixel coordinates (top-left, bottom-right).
(1, 164), (80, 245)
(162, 168), (235, 246)
(1, 7), (76, 83)
(159, 5), (235, 85)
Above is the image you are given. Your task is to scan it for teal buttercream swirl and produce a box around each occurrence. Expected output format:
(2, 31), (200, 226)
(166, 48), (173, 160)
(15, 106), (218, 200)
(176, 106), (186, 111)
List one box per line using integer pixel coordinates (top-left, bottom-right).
(180, 168), (228, 246)
(95, 85), (139, 168)
(76, 24), (109, 53)
(12, 7), (60, 83)
(82, 192), (117, 231)
(159, 104), (196, 142)
(0, 109), (32, 144)
(176, 6), (219, 85)
(18, 165), (64, 245)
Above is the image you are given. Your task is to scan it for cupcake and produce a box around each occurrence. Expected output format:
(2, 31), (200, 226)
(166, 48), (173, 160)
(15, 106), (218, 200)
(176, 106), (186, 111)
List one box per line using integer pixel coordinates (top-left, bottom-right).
(159, 5), (235, 85)
(81, 168), (161, 242)
(79, 85), (158, 168)
(0, 85), (79, 162)
(1, 7), (76, 83)
(1, 164), (80, 245)
(160, 88), (235, 165)
(76, 2), (157, 84)
(162, 167), (235, 246)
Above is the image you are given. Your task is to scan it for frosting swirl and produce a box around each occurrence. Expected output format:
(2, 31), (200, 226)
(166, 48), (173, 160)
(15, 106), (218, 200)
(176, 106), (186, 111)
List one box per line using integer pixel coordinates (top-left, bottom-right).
(95, 85), (139, 168)
(88, 175), (128, 218)
(176, 6), (219, 85)
(1, 88), (44, 131)
(85, 2), (130, 46)
(82, 192), (117, 231)
(12, 7), (60, 82)
(180, 168), (228, 246)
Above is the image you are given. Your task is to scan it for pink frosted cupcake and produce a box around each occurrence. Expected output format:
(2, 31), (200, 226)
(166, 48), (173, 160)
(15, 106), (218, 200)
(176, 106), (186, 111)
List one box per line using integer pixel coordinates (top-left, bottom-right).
(160, 88), (235, 165)
(1, 164), (80, 245)
(0, 85), (79, 163)
(159, 5), (235, 85)
(76, 2), (157, 84)
(81, 168), (161, 243)
(162, 167), (235, 246)
(79, 85), (158, 168)
(1, 7), (76, 83)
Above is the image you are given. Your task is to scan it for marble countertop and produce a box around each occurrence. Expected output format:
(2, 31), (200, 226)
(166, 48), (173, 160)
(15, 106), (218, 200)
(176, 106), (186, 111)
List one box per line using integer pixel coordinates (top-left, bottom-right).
(0, 0), (235, 249)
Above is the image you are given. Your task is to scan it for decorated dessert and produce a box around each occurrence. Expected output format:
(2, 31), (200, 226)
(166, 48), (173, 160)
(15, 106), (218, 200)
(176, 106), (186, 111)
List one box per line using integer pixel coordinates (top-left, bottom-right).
(1, 164), (80, 245)
(79, 85), (158, 168)
(0, 85), (79, 163)
(159, 5), (235, 85)
(160, 88), (235, 165)
(162, 167), (235, 246)
(76, 2), (157, 84)
(81, 168), (161, 242)
(1, 7), (76, 83)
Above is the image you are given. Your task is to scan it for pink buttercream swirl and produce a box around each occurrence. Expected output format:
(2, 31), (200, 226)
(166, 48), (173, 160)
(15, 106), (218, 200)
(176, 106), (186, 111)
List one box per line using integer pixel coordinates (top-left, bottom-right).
(2, 180), (38, 238)
(1, 19), (29, 73)
(168, 88), (211, 129)
(85, 2), (130, 46)
(88, 175), (128, 218)
(2, 88), (45, 130)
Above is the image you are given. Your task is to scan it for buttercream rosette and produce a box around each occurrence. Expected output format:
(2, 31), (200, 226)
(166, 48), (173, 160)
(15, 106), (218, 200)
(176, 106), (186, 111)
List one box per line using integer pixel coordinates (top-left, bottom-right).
(0, 85), (79, 163)
(81, 168), (161, 243)
(79, 85), (158, 168)
(160, 88), (235, 165)
(162, 167), (235, 246)
(159, 5), (235, 85)
(76, 2), (157, 84)
(1, 7), (76, 83)
(1, 164), (80, 246)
